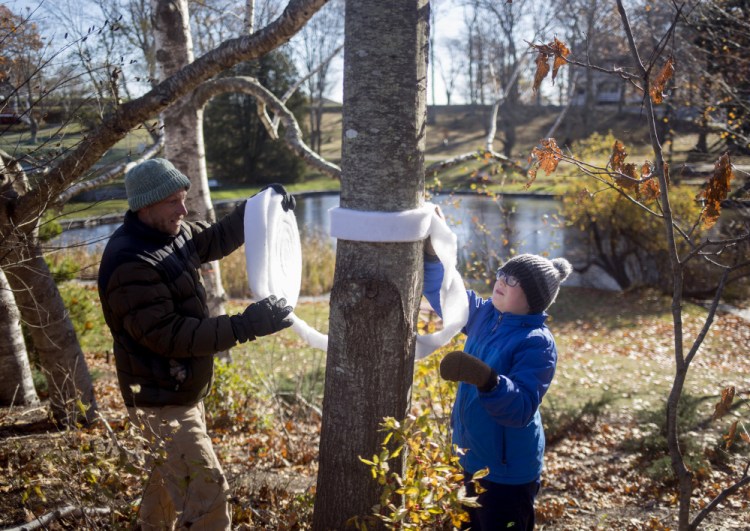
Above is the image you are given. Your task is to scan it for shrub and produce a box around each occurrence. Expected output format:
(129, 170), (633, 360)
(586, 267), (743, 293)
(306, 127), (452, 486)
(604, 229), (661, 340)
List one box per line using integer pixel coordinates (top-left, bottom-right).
(45, 256), (81, 283)
(360, 351), (475, 529)
(562, 180), (708, 293)
(44, 243), (101, 282)
(58, 283), (109, 353)
(620, 394), (715, 483)
(204, 358), (264, 428)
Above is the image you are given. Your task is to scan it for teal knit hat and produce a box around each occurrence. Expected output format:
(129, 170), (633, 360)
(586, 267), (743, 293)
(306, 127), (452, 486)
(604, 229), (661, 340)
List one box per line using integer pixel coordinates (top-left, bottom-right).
(124, 158), (191, 211)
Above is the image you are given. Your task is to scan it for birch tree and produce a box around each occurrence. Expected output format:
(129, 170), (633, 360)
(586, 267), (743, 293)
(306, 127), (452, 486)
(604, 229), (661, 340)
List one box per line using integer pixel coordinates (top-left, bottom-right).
(312, 0), (429, 527)
(151, 0), (228, 323)
(0, 268), (38, 407)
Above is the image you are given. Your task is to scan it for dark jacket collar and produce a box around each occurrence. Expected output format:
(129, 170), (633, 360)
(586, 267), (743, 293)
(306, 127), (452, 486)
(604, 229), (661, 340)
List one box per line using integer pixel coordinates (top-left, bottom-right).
(123, 210), (177, 245)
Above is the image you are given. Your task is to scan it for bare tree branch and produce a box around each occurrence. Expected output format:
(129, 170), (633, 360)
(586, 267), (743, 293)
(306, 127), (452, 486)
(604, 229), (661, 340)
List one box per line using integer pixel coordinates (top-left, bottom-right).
(5, 505), (111, 531)
(193, 76), (340, 179)
(689, 464), (750, 530)
(53, 129), (165, 206)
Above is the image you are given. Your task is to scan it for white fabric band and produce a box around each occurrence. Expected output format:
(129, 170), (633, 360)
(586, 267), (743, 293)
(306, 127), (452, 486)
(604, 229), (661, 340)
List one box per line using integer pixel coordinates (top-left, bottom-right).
(329, 204), (468, 359)
(244, 193), (468, 357)
(329, 204), (435, 242)
(244, 189), (328, 351)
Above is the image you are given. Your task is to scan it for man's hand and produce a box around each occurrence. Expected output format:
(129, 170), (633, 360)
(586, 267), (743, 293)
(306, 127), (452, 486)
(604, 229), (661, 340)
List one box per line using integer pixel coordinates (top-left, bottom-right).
(231, 295), (293, 343)
(440, 351), (499, 392)
(261, 183), (296, 212)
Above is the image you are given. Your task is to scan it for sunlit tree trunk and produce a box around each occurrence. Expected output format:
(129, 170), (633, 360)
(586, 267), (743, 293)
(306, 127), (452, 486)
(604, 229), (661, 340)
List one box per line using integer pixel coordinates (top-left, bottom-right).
(0, 267), (39, 407)
(0, 152), (95, 423)
(2, 255), (96, 422)
(312, 0), (429, 528)
(152, 0), (228, 328)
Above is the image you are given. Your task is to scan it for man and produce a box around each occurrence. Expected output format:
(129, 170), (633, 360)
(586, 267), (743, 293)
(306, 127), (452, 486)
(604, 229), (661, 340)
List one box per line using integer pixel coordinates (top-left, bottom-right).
(98, 158), (293, 530)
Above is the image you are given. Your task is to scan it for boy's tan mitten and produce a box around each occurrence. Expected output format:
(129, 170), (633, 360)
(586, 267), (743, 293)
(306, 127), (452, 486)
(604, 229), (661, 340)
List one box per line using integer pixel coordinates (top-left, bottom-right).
(439, 351), (499, 392)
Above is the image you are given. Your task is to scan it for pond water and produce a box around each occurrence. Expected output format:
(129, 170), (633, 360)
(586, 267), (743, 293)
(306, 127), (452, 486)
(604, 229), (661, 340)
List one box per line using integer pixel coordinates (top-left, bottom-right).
(50, 192), (620, 290)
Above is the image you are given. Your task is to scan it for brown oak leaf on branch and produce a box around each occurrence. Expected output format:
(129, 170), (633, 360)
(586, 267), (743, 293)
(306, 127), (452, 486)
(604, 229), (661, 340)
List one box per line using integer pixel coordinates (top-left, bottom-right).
(527, 138), (562, 187)
(649, 56), (675, 105)
(528, 38), (570, 92)
(698, 152), (734, 228)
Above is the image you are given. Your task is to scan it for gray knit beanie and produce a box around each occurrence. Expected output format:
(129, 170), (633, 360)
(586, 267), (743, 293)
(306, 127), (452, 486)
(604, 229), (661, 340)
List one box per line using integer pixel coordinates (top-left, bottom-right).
(124, 158), (191, 211)
(500, 254), (573, 314)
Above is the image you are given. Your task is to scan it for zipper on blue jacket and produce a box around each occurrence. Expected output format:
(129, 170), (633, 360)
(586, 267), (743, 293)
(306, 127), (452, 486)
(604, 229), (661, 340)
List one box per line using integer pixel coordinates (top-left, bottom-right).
(490, 313), (503, 333)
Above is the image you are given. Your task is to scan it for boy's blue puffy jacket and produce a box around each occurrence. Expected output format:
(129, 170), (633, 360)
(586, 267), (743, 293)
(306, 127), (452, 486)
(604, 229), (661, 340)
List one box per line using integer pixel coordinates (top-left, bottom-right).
(424, 260), (557, 484)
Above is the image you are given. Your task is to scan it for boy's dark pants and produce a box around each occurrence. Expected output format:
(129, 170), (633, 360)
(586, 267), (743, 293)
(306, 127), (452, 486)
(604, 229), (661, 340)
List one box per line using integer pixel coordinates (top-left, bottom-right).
(461, 477), (540, 530)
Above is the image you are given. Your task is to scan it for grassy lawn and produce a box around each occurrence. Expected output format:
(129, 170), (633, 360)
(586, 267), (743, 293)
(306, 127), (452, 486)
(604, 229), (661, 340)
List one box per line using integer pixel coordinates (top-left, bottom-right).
(64, 276), (748, 422)
(549, 287), (741, 411)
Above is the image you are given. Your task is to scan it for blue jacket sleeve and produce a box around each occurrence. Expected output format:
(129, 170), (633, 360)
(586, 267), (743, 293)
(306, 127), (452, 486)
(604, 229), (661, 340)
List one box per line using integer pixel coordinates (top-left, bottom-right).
(423, 259), (445, 318)
(479, 332), (557, 427)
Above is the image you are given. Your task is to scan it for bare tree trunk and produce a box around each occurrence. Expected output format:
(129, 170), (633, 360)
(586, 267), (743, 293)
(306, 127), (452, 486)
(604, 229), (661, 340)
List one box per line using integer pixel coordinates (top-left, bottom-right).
(0, 152), (94, 423)
(615, 2), (692, 527)
(3, 252), (96, 423)
(151, 0), (228, 328)
(312, 0), (428, 528)
(0, 267), (39, 407)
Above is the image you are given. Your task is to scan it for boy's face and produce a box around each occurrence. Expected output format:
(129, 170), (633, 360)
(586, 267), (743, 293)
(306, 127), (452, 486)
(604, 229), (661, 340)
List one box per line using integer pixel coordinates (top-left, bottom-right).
(137, 189), (189, 236)
(491, 271), (530, 315)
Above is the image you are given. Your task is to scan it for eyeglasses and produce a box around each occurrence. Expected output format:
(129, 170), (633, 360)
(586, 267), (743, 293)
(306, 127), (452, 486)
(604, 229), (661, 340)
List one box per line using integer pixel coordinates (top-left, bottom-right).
(495, 269), (520, 287)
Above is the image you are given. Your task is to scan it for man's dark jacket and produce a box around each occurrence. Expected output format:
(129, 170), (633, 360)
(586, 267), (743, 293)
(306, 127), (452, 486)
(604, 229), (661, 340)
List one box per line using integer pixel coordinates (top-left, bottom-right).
(98, 204), (245, 407)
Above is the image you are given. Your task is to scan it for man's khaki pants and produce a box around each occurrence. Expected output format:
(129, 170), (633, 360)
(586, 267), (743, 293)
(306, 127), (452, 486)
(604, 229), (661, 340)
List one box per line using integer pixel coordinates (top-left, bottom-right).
(128, 403), (231, 530)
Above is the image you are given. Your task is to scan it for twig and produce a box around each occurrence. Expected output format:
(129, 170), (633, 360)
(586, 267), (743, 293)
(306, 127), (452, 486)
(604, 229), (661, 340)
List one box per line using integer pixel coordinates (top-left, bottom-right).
(277, 391), (323, 419)
(53, 131), (165, 206)
(94, 410), (142, 464)
(5, 505), (111, 531)
(689, 463), (750, 530)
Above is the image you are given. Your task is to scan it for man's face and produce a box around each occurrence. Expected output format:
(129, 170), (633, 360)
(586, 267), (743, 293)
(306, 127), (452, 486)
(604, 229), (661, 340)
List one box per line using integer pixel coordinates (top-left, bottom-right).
(137, 189), (188, 236)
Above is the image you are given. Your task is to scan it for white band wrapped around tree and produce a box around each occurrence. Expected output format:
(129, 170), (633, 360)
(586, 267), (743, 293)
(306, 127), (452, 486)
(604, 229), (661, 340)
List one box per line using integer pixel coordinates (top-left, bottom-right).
(245, 190), (468, 358)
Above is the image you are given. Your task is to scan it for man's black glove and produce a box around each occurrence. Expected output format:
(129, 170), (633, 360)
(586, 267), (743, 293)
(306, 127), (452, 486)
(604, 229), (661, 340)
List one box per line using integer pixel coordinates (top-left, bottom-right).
(440, 351), (499, 393)
(260, 183), (296, 212)
(230, 295), (293, 343)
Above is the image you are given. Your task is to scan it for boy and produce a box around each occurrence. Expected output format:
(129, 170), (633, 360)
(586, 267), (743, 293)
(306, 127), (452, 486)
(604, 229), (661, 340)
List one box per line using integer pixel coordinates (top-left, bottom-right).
(423, 249), (571, 530)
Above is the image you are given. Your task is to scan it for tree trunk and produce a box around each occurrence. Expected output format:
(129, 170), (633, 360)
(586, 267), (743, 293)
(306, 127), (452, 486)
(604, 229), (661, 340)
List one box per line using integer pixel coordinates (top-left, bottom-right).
(0, 267), (39, 407)
(151, 0), (228, 328)
(3, 251), (96, 423)
(0, 153), (94, 423)
(312, 1), (429, 529)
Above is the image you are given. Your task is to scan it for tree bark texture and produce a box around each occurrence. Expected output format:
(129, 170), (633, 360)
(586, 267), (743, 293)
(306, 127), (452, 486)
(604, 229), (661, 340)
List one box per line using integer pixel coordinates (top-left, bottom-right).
(0, 153), (93, 421)
(2, 252), (96, 422)
(313, 1), (429, 529)
(0, 267), (39, 406)
(152, 0), (227, 323)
